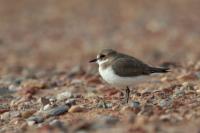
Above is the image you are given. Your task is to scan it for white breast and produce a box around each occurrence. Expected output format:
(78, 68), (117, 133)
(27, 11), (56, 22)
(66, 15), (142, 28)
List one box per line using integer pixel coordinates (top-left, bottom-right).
(99, 66), (149, 87)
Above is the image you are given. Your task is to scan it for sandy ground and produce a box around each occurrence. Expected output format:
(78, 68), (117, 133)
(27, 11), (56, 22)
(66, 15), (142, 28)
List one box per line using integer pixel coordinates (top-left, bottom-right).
(0, 0), (200, 133)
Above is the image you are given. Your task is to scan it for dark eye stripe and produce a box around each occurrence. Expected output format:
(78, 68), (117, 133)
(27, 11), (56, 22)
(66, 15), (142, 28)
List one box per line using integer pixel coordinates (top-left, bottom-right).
(100, 54), (105, 58)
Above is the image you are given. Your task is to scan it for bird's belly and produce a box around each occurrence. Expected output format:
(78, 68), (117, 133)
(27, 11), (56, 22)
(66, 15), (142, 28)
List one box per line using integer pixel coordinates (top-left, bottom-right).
(99, 67), (148, 87)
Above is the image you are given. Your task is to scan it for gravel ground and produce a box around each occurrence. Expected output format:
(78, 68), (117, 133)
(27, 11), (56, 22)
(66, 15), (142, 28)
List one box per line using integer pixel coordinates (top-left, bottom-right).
(0, 0), (200, 133)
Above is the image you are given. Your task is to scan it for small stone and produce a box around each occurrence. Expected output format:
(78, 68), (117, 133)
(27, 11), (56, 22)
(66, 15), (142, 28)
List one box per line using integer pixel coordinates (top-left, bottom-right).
(97, 100), (112, 109)
(45, 105), (69, 116)
(21, 110), (36, 118)
(182, 82), (192, 88)
(0, 87), (13, 95)
(49, 119), (61, 126)
(181, 82), (194, 91)
(65, 98), (76, 106)
(49, 98), (56, 104)
(159, 99), (172, 108)
(27, 115), (44, 125)
(43, 104), (52, 111)
(39, 97), (50, 106)
(57, 91), (73, 101)
(68, 105), (86, 113)
(27, 120), (35, 126)
(129, 101), (141, 113)
(130, 101), (140, 109)
(159, 114), (171, 121)
(10, 111), (21, 118)
(173, 88), (185, 97)
(0, 112), (10, 120)
(8, 84), (20, 92)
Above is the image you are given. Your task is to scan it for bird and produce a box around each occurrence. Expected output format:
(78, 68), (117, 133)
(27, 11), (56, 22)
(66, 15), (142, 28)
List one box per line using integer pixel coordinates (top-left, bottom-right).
(89, 49), (169, 103)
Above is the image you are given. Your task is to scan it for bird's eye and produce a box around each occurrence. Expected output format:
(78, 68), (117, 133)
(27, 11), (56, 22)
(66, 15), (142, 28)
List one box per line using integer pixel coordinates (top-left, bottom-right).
(99, 54), (105, 58)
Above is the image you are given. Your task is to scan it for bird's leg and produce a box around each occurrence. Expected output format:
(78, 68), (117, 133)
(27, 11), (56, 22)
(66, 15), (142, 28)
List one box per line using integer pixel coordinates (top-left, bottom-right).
(125, 86), (130, 103)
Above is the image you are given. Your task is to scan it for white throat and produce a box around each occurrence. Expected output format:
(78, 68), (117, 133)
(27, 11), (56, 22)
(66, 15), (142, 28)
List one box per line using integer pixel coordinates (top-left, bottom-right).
(97, 59), (109, 66)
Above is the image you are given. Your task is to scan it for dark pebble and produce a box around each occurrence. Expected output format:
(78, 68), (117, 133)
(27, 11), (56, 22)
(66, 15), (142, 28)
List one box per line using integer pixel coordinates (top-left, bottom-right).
(45, 105), (69, 116)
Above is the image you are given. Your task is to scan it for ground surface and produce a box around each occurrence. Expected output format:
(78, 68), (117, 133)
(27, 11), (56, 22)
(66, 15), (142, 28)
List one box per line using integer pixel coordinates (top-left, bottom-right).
(0, 0), (200, 133)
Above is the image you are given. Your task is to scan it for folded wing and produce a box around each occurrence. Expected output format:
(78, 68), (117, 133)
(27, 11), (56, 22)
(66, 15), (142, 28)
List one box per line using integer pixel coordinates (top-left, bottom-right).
(112, 57), (169, 77)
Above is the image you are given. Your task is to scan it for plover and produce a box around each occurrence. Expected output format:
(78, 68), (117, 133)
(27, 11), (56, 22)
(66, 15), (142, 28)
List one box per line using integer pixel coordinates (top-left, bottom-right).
(90, 49), (169, 103)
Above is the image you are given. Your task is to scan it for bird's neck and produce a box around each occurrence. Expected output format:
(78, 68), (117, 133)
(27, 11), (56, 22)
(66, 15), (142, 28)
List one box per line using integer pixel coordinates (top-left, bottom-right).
(99, 61), (112, 70)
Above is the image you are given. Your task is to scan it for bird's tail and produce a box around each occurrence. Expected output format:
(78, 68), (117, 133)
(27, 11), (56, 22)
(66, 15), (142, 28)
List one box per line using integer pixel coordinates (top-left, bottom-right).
(149, 67), (170, 73)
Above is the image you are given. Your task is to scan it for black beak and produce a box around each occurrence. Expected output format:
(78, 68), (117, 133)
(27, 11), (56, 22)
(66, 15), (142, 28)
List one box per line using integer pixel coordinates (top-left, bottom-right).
(89, 58), (97, 63)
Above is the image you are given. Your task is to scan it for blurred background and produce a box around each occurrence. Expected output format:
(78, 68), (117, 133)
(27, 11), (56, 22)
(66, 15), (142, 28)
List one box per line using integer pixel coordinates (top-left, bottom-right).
(0, 0), (199, 73)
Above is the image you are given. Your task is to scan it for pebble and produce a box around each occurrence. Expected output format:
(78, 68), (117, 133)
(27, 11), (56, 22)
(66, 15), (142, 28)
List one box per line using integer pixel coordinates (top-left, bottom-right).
(97, 100), (113, 109)
(0, 112), (10, 120)
(8, 84), (20, 92)
(65, 98), (76, 106)
(159, 114), (171, 121)
(21, 110), (36, 118)
(49, 119), (62, 126)
(45, 105), (69, 116)
(39, 97), (50, 106)
(27, 120), (35, 126)
(43, 104), (52, 111)
(71, 79), (83, 84)
(159, 99), (172, 108)
(130, 101), (140, 109)
(0, 87), (13, 95)
(182, 82), (193, 89)
(129, 101), (141, 113)
(68, 105), (86, 113)
(27, 115), (44, 125)
(57, 91), (73, 101)
(10, 111), (21, 118)
(173, 88), (185, 97)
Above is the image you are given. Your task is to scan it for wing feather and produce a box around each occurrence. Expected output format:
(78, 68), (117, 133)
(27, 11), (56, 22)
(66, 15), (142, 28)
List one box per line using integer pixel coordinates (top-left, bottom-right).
(112, 57), (151, 77)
